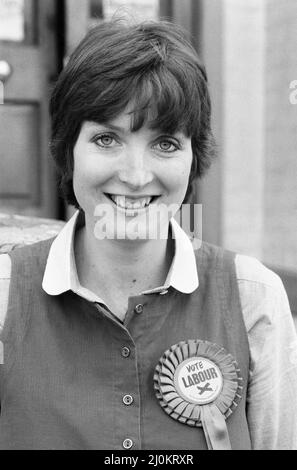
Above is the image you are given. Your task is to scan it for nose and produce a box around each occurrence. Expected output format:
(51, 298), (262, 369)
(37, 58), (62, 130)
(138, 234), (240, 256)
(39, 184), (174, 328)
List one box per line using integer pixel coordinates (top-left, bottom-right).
(118, 145), (154, 190)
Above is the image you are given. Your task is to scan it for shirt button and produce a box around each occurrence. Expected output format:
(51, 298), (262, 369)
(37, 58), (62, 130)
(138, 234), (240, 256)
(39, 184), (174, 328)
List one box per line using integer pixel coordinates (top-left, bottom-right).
(123, 395), (134, 406)
(134, 304), (144, 314)
(121, 347), (131, 358)
(122, 438), (133, 450)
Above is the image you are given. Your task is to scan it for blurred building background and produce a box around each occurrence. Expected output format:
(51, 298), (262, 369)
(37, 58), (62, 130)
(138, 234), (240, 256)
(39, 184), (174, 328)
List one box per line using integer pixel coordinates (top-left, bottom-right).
(0, 0), (296, 313)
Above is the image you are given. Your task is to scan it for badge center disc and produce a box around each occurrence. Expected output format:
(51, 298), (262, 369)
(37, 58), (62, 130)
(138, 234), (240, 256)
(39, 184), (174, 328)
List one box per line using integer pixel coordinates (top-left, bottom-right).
(173, 356), (223, 405)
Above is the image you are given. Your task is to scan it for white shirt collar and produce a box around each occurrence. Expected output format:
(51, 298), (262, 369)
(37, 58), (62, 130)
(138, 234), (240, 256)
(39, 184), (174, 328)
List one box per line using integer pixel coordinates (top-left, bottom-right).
(43, 210), (199, 303)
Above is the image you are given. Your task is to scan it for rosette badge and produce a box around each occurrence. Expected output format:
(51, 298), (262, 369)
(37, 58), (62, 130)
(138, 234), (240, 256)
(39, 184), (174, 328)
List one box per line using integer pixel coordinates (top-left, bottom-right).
(154, 340), (243, 450)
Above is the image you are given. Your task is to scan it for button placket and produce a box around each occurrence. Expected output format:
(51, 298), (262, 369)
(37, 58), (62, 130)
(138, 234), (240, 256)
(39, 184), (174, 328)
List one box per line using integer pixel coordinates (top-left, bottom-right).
(115, 329), (139, 449)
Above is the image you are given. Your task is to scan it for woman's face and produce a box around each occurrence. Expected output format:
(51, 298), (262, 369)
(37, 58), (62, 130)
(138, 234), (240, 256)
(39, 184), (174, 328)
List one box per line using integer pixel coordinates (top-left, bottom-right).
(73, 109), (193, 241)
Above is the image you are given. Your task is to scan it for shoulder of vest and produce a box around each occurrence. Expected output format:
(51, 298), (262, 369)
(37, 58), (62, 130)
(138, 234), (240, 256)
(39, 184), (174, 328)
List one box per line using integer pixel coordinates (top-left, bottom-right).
(8, 237), (56, 267)
(193, 241), (237, 270)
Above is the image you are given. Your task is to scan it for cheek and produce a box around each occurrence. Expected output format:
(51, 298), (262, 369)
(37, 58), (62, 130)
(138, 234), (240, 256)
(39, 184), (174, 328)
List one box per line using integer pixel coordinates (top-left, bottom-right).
(72, 147), (103, 209)
(72, 148), (90, 198)
(73, 143), (112, 191)
(162, 157), (192, 193)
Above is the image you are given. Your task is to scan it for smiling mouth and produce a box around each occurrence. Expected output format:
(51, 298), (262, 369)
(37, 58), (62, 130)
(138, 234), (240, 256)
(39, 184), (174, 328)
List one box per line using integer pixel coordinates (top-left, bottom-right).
(104, 194), (160, 212)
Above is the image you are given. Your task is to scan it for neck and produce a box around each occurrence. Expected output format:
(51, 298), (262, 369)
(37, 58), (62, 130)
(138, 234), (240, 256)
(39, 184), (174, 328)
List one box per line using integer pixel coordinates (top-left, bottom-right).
(75, 217), (174, 298)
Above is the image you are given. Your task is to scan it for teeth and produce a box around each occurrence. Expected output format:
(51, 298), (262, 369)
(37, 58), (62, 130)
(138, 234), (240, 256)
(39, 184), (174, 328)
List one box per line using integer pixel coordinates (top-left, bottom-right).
(109, 195), (153, 210)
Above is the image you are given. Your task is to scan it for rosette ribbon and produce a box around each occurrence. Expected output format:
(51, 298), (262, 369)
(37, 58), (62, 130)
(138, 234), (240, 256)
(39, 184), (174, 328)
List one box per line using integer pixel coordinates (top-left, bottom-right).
(154, 340), (243, 450)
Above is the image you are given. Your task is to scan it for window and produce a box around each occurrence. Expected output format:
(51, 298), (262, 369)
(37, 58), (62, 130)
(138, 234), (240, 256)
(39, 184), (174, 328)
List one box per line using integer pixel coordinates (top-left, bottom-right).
(89, 0), (159, 28)
(0, 0), (37, 44)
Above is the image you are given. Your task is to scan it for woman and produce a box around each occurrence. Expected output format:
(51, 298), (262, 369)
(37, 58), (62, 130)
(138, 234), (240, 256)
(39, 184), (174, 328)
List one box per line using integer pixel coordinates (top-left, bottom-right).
(0, 19), (296, 450)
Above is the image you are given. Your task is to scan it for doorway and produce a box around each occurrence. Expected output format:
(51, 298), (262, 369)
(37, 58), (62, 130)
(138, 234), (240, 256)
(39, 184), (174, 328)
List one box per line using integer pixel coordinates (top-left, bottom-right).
(0, 0), (60, 218)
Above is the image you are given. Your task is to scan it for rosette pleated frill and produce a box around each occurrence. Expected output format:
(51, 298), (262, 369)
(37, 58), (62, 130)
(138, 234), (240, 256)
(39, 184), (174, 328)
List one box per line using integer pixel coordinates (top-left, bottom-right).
(154, 340), (243, 450)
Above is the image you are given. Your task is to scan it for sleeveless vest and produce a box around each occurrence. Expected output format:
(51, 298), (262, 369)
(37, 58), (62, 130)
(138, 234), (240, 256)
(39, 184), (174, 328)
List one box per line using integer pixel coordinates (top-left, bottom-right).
(0, 239), (251, 449)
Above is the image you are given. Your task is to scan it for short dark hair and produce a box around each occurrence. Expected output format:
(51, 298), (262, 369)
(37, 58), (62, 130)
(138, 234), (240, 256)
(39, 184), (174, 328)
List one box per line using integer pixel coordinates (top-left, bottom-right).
(50, 19), (216, 208)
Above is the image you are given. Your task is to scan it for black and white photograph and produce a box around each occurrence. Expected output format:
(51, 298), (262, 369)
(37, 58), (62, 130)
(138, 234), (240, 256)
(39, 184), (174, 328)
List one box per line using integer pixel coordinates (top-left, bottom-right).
(0, 0), (297, 452)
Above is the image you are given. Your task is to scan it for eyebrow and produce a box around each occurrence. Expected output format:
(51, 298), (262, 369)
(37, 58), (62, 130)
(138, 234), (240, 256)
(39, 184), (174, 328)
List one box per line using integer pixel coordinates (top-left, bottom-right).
(89, 121), (128, 133)
(105, 123), (129, 133)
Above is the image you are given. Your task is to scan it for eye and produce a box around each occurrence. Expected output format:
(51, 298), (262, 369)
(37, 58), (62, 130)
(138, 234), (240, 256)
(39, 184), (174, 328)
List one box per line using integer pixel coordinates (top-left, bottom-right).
(93, 133), (119, 148)
(154, 138), (180, 154)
